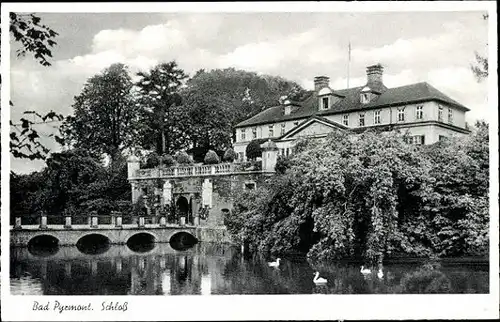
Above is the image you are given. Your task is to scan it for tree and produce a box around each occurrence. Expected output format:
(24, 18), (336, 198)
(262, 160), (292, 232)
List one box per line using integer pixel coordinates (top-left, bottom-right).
(62, 63), (141, 162)
(204, 150), (220, 164)
(246, 139), (263, 160)
(223, 148), (237, 162)
(5, 13), (64, 160)
(135, 61), (189, 155)
(182, 68), (304, 161)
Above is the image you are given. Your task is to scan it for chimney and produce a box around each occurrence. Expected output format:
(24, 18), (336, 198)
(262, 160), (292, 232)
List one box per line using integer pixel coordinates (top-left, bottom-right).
(314, 76), (330, 92)
(366, 64), (384, 87)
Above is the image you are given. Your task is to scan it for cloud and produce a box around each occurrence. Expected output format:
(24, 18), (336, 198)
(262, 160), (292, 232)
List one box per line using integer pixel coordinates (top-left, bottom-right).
(9, 12), (489, 173)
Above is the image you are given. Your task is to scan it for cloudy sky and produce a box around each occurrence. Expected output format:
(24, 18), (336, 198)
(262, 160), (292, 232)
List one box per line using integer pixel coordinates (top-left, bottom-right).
(9, 10), (489, 174)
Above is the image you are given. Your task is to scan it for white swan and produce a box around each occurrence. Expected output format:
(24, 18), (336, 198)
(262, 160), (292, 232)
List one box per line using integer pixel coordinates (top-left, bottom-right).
(268, 258), (281, 268)
(377, 268), (384, 279)
(360, 265), (372, 274)
(313, 271), (327, 284)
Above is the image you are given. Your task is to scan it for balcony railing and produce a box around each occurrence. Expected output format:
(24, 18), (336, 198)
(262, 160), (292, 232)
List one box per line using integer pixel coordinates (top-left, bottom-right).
(131, 163), (261, 179)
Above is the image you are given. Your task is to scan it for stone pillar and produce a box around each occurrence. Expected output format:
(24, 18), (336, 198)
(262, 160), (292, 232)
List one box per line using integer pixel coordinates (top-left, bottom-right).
(64, 216), (72, 229)
(41, 261), (48, 279)
(14, 217), (22, 229)
(116, 215), (123, 228)
(162, 181), (172, 206)
(202, 179), (213, 208)
(261, 139), (279, 173)
(159, 216), (166, 227)
(127, 155), (140, 179)
(180, 216), (186, 226)
(91, 216), (98, 228)
(131, 182), (141, 204)
(138, 216), (145, 227)
(193, 217), (200, 226)
(40, 212), (48, 229)
(111, 212), (117, 226)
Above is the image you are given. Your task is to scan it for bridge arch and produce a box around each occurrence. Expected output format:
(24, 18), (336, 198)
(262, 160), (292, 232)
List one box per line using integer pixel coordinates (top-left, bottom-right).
(27, 234), (60, 256)
(126, 232), (157, 253)
(76, 233), (111, 255)
(169, 231), (198, 250)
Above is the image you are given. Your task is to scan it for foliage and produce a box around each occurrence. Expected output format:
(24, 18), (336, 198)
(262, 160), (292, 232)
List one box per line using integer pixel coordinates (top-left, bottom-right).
(223, 148), (238, 162)
(10, 149), (132, 225)
(10, 110), (65, 160)
(471, 52), (488, 82)
(62, 63), (141, 162)
(8, 12), (58, 66)
(175, 151), (193, 165)
(161, 154), (175, 167)
(275, 155), (292, 174)
(181, 68), (304, 161)
(204, 150), (220, 164)
(135, 61), (189, 154)
(246, 139), (263, 160)
(230, 127), (489, 262)
(6, 13), (63, 160)
(144, 152), (160, 169)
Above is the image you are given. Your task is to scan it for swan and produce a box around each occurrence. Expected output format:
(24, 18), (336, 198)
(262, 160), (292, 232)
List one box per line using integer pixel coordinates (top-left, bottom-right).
(268, 258), (281, 268)
(377, 268), (384, 279)
(360, 266), (372, 274)
(313, 271), (327, 284)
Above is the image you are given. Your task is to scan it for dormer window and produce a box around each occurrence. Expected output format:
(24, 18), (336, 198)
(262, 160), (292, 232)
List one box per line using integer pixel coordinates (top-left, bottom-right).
(321, 97), (329, 110)
(268, 125), (274, 137)
(318, 87), (333, 111)
(360, 87), (371, 104)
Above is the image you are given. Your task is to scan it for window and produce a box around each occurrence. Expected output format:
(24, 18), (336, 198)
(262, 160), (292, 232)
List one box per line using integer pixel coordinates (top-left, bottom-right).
(438, 105), (443, 122)
(241, 129), (246, 141)
(280, 148), (285, 155)
(374, 111), (381, 124)
(286, 148), (290, 156)
(416, 105), (423, 120)
(268, 125), (274, 137)
(343, 114), (349, 126)
(293, 121), (299, 127)
(359, 113), (365, 127)
(397, 107), (405, 122)
(360, 93), (370, 104)
(412, 135), (425, 145)
(238, 152), (244, 161)
(281, 123), (286, 135)
(322, 97), (329, 110)
(448, 108), (453, 124)
(252, 127), (257, 139)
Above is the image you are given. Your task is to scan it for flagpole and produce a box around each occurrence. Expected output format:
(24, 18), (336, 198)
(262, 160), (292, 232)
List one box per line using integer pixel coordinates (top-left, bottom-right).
(347, 40), (351, 89)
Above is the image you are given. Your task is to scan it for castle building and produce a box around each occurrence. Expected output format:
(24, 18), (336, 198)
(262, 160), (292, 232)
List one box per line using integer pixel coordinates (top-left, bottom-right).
(233, 64), (471, 160)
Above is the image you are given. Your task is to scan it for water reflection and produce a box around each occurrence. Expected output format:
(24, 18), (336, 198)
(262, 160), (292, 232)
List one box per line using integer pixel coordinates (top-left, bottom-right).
(10, 243), (488, 295)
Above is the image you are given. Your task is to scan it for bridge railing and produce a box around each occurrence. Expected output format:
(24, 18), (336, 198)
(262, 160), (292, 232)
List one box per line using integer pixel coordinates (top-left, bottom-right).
(12, 211), (198, 230)
(131, 162), (262, 179)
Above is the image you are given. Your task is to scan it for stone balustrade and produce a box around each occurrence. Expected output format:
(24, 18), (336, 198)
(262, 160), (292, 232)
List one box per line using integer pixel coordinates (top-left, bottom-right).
(130, 163), (261, 180)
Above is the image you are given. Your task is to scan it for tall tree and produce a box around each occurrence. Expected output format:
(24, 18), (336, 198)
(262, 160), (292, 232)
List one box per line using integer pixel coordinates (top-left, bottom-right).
(182, 68), (304, 161)
(135, 61), (189, 155)
(63, 63), (140, 161)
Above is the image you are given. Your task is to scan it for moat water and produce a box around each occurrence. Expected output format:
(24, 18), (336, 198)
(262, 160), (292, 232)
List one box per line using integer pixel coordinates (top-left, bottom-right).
(10, 242), (488, 295)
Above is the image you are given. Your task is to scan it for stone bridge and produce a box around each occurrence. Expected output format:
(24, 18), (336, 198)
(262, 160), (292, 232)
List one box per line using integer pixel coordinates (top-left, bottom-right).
(10, 224), (232, 247)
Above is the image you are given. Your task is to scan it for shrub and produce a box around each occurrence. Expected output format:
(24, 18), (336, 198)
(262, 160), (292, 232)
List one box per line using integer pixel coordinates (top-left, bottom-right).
(204, 150), (220, 164)
(161, 154), (175, 167)
(223, 148), (238, 162)
(275, 155), (291, 174)
(144, 152), (160, 168)
(175, 151), (193, 165)
(246, 139), (263, 160)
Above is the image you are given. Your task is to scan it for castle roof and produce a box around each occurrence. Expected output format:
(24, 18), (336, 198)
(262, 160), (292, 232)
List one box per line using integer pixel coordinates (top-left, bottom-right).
(235, 82), (469, 128)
